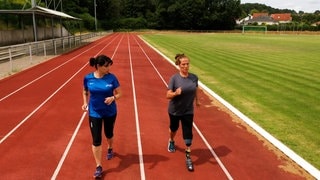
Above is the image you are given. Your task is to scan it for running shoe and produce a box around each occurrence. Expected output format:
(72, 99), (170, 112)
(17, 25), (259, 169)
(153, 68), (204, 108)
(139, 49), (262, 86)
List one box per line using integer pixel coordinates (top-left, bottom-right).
(93, 165), (103, 178)
(107, 148), (114, 160)
(186, 157), (194, 171)
(168, 141), (176, 152)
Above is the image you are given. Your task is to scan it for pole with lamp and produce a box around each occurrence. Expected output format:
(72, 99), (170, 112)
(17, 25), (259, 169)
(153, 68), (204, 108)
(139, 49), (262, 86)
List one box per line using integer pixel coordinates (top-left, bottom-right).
(94, 0), (97, 31)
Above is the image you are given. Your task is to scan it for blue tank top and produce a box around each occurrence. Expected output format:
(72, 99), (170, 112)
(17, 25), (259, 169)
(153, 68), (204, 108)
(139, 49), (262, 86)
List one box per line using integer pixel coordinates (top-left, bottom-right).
(83, 72), (120, 118)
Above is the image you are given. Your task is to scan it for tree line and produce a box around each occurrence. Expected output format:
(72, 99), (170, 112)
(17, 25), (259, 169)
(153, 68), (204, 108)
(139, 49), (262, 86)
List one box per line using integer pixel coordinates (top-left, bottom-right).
(62, 0), (242, 31)
(1, 0), (319, 31)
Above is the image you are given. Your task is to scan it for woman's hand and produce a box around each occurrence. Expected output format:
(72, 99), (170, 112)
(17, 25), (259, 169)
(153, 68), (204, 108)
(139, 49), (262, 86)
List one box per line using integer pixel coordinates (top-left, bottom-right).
(82, 103), (88, 111)
(104, 96), (115, 105)
(195, 100), (201, 107)
(175, 87), (182, 96)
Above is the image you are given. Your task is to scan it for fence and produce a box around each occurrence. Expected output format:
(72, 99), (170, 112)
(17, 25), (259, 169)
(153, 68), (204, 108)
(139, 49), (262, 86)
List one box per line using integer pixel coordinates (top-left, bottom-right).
(0, 31), (111, 79)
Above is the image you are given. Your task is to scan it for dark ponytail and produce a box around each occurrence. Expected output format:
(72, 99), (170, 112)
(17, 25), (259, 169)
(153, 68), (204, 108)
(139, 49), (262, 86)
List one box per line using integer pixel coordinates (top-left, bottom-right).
(89, 57), (96, 67)
(89, 55), (113, 69)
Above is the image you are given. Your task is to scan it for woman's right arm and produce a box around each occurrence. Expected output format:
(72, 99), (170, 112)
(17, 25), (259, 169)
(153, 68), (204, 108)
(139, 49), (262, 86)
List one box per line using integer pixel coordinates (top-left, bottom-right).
(82, 89), (89, 110)
(166, 87), (181, 99)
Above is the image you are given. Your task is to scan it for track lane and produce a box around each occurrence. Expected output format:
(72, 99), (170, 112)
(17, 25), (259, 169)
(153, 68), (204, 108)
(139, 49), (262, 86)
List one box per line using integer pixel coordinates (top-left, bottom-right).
(129, 34), (230, 179)
(54, 33), (143, 179)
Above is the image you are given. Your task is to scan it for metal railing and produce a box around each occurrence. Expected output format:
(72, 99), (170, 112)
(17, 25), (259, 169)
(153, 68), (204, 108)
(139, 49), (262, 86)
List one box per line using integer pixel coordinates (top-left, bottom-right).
(0, 31), (111, 78)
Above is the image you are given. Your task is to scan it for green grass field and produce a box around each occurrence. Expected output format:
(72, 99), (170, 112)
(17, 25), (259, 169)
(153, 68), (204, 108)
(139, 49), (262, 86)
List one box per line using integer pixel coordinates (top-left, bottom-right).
(141, 32), (320, 169)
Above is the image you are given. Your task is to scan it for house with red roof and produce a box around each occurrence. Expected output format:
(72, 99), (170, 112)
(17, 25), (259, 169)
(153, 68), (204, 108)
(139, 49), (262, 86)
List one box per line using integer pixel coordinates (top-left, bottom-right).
(270, 13), (292, 23)
(240, 13), (292, 25)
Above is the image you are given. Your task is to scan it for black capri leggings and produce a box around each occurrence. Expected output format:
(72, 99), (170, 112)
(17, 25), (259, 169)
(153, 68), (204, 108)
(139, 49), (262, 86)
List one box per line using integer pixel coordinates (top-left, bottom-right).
(89, 115), (116, 146)
(169, 113), (193, 140)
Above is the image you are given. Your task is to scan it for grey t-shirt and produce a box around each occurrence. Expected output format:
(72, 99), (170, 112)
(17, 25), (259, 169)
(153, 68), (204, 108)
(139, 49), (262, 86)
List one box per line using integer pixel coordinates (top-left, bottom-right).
(168, 73), (198, 116)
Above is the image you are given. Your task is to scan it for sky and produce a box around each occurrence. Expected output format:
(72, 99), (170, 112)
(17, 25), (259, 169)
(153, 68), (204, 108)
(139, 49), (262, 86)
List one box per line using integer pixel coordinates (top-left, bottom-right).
(241, 0), (320, 13)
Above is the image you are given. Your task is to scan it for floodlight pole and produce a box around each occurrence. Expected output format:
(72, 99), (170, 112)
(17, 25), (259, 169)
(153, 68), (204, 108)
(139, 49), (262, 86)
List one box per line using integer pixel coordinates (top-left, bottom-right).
(31, 0), (35, 7)
(94, 0), (97, 31)
(31, 0), (38, 42)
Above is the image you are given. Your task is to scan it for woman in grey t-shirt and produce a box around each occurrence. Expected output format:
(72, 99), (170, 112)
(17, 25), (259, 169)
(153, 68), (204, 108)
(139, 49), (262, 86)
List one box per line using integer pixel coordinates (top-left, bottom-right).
(166, 53), (200, 171)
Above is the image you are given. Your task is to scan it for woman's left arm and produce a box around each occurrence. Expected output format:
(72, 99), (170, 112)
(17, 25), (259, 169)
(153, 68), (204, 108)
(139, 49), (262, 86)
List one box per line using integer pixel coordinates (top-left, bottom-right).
(195, 87), (201, 107)
(105, 87), (122, 105)
(113, 87), (122, 100)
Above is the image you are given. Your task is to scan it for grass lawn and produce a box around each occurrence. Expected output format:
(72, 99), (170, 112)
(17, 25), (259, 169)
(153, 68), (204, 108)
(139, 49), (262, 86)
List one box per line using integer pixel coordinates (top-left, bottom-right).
(141, 32), (320, 169)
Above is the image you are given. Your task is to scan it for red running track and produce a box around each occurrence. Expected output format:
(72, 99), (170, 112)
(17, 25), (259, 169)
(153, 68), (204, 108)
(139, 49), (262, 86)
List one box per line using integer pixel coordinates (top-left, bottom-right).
(0, 33), (309, 179)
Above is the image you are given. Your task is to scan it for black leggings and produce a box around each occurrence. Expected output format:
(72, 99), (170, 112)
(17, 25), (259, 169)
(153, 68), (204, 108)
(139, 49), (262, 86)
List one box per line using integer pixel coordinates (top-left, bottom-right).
(89, 115), (116, 146)
(169, 113), (193, 141)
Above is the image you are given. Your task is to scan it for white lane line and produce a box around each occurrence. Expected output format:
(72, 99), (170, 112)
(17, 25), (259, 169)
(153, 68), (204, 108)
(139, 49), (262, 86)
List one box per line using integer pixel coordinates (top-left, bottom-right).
(0, 34), (119, 102)
(136, 35), (233, 179)
(109, 33), (125, 59)
(193, 124), (233, 180)
(51, 112), (87, 180)
(127, 33), (146, 180)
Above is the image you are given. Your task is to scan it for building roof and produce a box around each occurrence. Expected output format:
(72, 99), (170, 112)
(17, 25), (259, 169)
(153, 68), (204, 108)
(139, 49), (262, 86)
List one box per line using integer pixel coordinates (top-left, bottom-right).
(252, 13), (269, 18)
(246, 16), (278, 23)
(0, 5), (80, 20)
(270, 13), (292, 21)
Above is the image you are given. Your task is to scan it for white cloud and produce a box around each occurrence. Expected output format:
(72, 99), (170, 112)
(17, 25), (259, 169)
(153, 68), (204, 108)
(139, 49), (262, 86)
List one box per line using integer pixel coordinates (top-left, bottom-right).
(241, 0), (320, 13)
